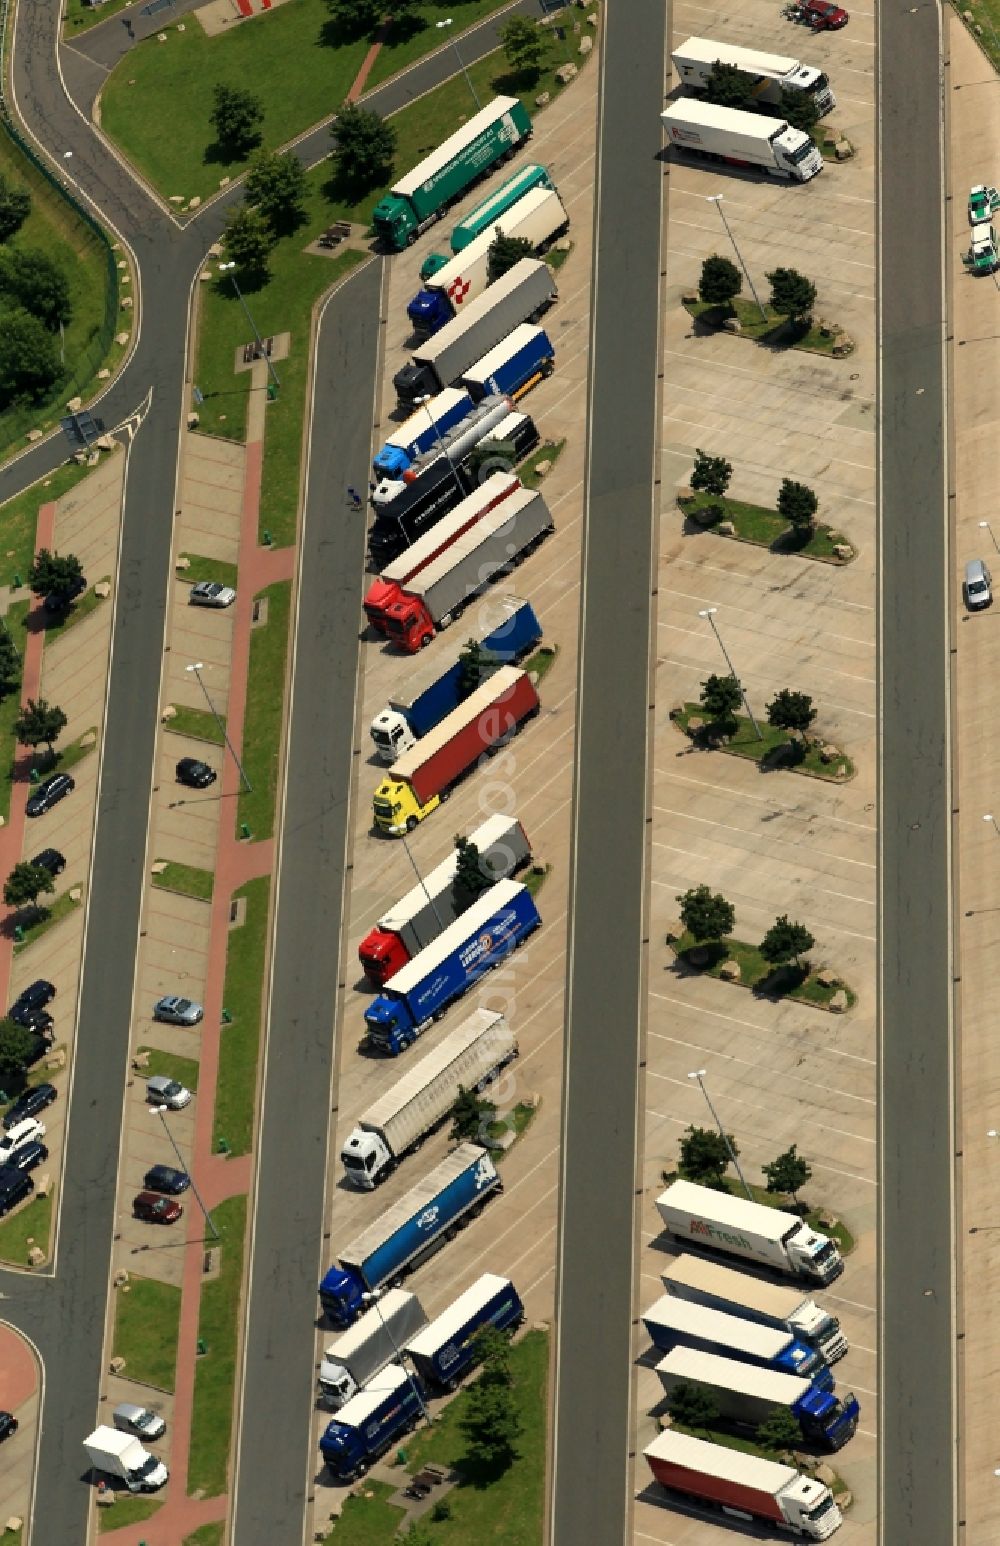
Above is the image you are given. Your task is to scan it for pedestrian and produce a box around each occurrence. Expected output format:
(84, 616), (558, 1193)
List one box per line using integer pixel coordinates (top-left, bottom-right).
(347, 486), (362, 510)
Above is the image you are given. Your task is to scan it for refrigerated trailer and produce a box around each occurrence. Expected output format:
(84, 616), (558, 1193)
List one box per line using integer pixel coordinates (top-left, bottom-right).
(661, 99), (822, 180)
(656, 1178), (843, 1284)
(660, 1254), (848, 1362)
(672, 36), (836, 115)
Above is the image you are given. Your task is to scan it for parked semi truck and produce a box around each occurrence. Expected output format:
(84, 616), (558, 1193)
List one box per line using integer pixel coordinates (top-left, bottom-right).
(672, 36), (836, 115)
(372, 387), (473, 480)
(661, 99), (822, 181)
(460, 325), (554, 404)
(661, 1255), (848, 1362)
(644, 1430), (843, 1539)
(642, 1293), (828, 1380)
(407, 187), (569, 336)
(319, 1364), (425, 1479)
(405, 1273), (524, 1390)
(359, 813), (532, 983)
(345, 1009), (517, 1179)
(318, 1289), (428, 1408)
(394, 259), (557, 408)
(655, 1347), (859, 1450)
(656, 1179), (843, 1284)
(363, 881), (539, 1053)
(373, 667), (540, 834)
(83, 1427), (168, 1493)
(369, 596), (542, 762)
(443, 162), (553, 262)
(372, 96), (531, 251)
(375, 490), (554, 653)
(319, 1144), (501, 1325)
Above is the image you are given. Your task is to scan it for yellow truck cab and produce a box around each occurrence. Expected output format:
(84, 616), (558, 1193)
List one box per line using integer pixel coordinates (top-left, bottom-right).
(372, 776), (440, 835)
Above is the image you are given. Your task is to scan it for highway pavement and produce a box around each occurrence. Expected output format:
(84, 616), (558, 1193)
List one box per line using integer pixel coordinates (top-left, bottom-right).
(548, 5), (665, 1544)
(877, 2), (955, 1543)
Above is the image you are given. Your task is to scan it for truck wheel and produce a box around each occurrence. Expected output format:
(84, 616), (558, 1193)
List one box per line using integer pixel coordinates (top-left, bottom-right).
(406, 817), (418, 832)
(406, 231), (417, 247)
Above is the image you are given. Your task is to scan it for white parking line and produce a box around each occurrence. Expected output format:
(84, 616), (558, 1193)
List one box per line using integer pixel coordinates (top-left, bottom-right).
(647, 1072), (874, 1147)
(651, 991), (877, 1065)
(647, 1031), (875, 1105)
(654, 768), (876, 830)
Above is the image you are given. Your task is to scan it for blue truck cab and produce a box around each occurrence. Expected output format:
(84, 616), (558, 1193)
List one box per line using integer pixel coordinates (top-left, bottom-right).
(794, 1385), (860, 1449)
(372, 388), (473, 481)
(319, 1364), (425, 1480)
(405, 1274), (524, 1390)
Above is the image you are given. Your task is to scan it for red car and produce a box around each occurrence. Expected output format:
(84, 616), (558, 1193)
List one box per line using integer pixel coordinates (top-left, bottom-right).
(801, 0), (849, 28)
(133, 1191), (183, 1225)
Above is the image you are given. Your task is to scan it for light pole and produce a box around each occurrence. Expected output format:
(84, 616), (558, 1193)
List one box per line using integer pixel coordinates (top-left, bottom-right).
(436, 19), (481, 110)
(149, 1105), (219, 1240)
(985, 813), (1000, 840)
(980, 519), (1000, 555)
(415, 394), (467, 501)
(359, 1273), (432, 1423)
(687, 1069), (752, 1201)
(217, 262), (281, 394)
(697, 607), (763, 740)
(401, 833), (447, 932)
(706, 194), (767, 322)
(186, 662), (253, 793)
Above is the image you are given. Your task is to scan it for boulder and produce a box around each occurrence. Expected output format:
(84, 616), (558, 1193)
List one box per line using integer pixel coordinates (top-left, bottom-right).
(161, 704), (177, 721)
(819, 743), (839, 763)
(97, 369), (110, 380)
(535, 92), (551, 108)
(27, 429), (43, 442)
(45, 1049), (66, 1073)
(208, 242), (223, 258)
(66, 395), (82, 412)
(579, 35), (592, 54)
(188, 195), (202, 209)
(717, 520), (735, 536)
(835, 140), (853, 161)
(719, 959), (741, 982)
(838, 1491), (853, 1510)
(5, 1520), (23, 1534)
(556, 63), (578, 85)
(157, 31), (167, 41)
(833, 543), (853, 561)
(116, 332), (130, 346)
(28, 1245), (45, 1268)
(169, 195), (184, 204)
(132, 1049), (151, 1070)
(830, 989), (849, 1013)
(555, 237), (572, 251)
(533, 459), (552, 478)
(113, 1268), (129, 1287)
(816, 968), (838, 988)
(687, 715), (704, 732)
(588, 10), (598, 21)
(219, 176), (231, 188)
(188, 411), (200, 429)
(121, 296), (133, 309)
(151, 860), (168, 874)
(199, 271), (211, 282)
(722, 316), (742, 334)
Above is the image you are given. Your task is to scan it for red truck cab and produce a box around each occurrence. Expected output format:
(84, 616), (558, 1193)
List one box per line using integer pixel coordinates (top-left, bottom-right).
(383, 596), (434, 654)
(802, 0), (848, 28)
(358, 929), (410, 986)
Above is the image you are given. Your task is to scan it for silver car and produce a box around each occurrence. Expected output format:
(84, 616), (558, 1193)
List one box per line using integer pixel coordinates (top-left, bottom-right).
(965, 558), (992, 610)
(153, 995), (203, 1026)
(113, 1403), (166, 1441)
(189, 581), (236, 609)
(146, 1077), (193, 1111)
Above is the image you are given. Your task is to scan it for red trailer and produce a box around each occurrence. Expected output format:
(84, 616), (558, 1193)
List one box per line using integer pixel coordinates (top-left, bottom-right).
(644, 1430), (842, 1537)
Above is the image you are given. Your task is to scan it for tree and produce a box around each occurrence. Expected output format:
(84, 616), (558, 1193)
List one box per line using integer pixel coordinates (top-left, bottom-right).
(0, 632), (19, 696)
(29, 548), (83, 601)
(759, 914), (815, 970)
(676, 884), (734, 945)
(690, 448), (732, 500)
(704, 60), (756, 110)
(331, 103), (396, 195)
(756, 1405), (803, 1454)
(459, 1372), (520, 1471)
(767, 689), (816, 736)
(457, 639), (498, 696)
(0, 1017), (35, 1092)
(0, 248), (72, 329)
(450, 1082), (493, 1143)
(3, 861), (54, 919)
(245, 150), (308, 236)
(667, 1380), (721, 1432)
(473, 1325), (514, 1385)
(453, 835), (493, 902)
(487, 232), (534, 284)
(678, 1124), (738, 1187)
(766, 266), (817, 327)
(779, 85), (820, 136)
(776, 478), (819, 534)
(699, 672), (742, 728)
(763, 1143), (812, 1207)
(210, 82), (264, 156)
(698, 254), (742, 308)
(500, 15), (545, 79)
(223, 203), (273, 282)
(0, 172), (31, 243)
(467, 437), (518, 485)
(324, 0), (386, 35)
(14, 697), (67, 756)
(0, 307), (61, 406)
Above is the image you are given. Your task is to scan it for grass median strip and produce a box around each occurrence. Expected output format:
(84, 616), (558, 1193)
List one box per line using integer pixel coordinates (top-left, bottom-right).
(670, 704), (855, 783)
(0, 1190), (52, 1267)
(188, 1194), (248, 1498)
(97, 1496), (164, 1534)
(166, 704), (226, 746)
(519, 438), (566, 490)
(152, 860), (215, 902)
(214, 875), (270, 1157)
(183, 1526), (226, 1546)
(41, 583), (109, 639)
(237, 583), (291, 841)
(13, 888), (83, 954)
(138, 1047), (200, 1093)
(683, 295), (852, 357)
(112, 1274), (182, 1392)
(178, 554), (239, 590)
(670, 930), (856, 1012)
(678, 491), (854, 563)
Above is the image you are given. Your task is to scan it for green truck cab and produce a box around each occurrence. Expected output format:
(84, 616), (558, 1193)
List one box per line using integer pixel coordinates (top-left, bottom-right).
(965, 222), (1000, 275)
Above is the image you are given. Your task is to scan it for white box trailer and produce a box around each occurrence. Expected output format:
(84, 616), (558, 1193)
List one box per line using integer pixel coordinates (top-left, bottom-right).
(644, 1430), (843, 1539)
(661, 99), (822, 181)
(642, 1293), (825, 1378)
(318, 1289), (429, 1408)
(661, 1255), (848, 1362)
(672, 36), (836, 115)
(342, 1008), (517, 1187)
(83, 1426), (168, 1492)
(656, 1179), (842, 1284)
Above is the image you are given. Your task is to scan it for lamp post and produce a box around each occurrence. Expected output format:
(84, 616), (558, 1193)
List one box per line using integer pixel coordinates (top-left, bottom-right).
(149, 1105), (219, 1240)
(687, 1069), (752, 1201)
(401, 833), (447, 932)
(217, 261), (281, 393)
(985, 813), (1000, 840)
(706, 194), (767, 322)
(186, 662), (252, 793)
(359, 1273), (432, 1423)
(436, 19), (481, 109)
(697, 607), (763, 740)
(980, 519), (1000, 555)
(415, 394), (467, 501)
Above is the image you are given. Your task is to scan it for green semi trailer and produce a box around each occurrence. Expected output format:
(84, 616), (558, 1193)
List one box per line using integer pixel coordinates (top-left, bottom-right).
(373, 96), (532, 252)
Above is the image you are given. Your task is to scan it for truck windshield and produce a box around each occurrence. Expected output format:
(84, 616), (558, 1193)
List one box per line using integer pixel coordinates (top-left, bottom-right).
(812, 1238), (838, 1265)
(807, 1494), (836, 1521)
(807, 73), (830, 93)
(342, 1153), (366, 1172)
(787, 139), (818, 165)
(136, 1454), (161, 1479)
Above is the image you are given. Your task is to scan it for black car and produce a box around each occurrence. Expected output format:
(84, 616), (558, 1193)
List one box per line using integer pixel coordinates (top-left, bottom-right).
(143, 1163), (191, 1196)
(25, 773), (74, 818)
(175, 757), (217, 790)
(2, 1140), (47, 1174)
(44, 574), (87, 612)
(0, 1412), (18, 1443)
(0, 1170), (32, 1216)
(9, 979), (55, 1027)
(30, 847), (66, 878)
(17, 1012), (53, 1041)
(3, 1084), (57, 1130)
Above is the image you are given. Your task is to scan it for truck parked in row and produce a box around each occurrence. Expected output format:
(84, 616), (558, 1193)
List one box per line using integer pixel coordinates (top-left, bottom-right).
(83, 1427), (168, 1493)
(363, 882), (539, 1053)
(359, 813), (532, 983)
(372, 387), (473, 481)
(369, 596), (542, 763)
(406, 1273), (524, 1391)
(660, 1254), (848, 1362)
(656, 1179), (843, 1285)
(644, 1430), (843, 1538)
(319, 1144), (501, 1325)
(442, 162), (554, 262)
(642, 1293), (828, 1380)
(407, 186), (569, 336)
(461, 325), (554, 404)
(345, 1008), (517, 1179)
(372, 96), (531, 252)
(372, 667), (540, 835)
(672, 36), (836, 115)
(393, 259), (557, 408)
(376, 490), (554, 653)
(655, 1347), (860, 1450)
(320, 1364), (425, 1480)
(660, 99), (822, 181)
(318, 1289), (428, 1408)
(366, 469), (520, 611)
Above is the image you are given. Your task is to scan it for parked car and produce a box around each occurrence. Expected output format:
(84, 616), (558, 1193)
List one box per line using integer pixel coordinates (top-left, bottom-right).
(29, 847), (66, 878)
(9, 979), (55, 1025)
(1, 1140), (47, 1174)
(153, 995), (203, 1026)
(175, 758), (216, 790)
(3, 1084), (57, 1130)
(44, 574), (87, 612)
(133, 1191), (183, 1225)
(113, 1403), (166, 1441)
(25, 774), (74, 818)
(146, 1077), (192, 1111)
(969, 184), (1000, 226)
(16, 1011), (53, 1039)
(0, 1413), (18, 1443)
(143, 1164), (190, 1196)
(0, 1169), (32, 1216)
(800, 0), (848, 26)
(189, 581), (236, 609)
(0, 1118), (45, 1163)
(965, 558), (993, 611)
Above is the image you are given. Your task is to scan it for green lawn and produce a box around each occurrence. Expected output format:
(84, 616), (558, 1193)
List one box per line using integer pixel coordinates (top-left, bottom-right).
(0, 460), (91, 588)
(189, 1195), (247, 1498)
(152, 859), (215, 902)
(523, 645), (558, 685)
(0, 1189), (52, 1266)
(487, 1099), (537, 1148)
(954, 0), (1000, 70)
(214, 875), (270, 1156)
(323, 1481), (404, 1544)
(183, 1526), (226, 1546)
(671, 703), (855, 783)
(670, 931), (856, 1011)
(166, 704), (226, 746)
(0, 600), (30, 823)
(112, 1275), (182, 1391)
(12, 888), (82, 955)
(683, 295), (851, 357)
(65, 0), (138, 35)
(138, 1046), (200, 1094)
(522, 860), (551, 895)
(237, 583), (290, 840)
(679, 491), (853, 563)
(97, 1496), (164, 1534)
(519, 437), (566, 490)
(48, 726), (99, 777)
(177, 554), (239, 590)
